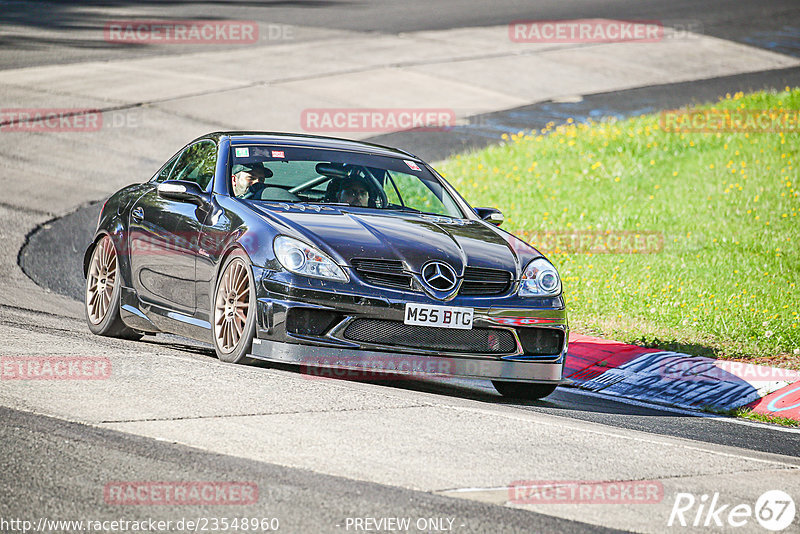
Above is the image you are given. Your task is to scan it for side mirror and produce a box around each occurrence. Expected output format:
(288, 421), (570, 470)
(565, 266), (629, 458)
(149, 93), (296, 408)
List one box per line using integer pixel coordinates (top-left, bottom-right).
(475, 207), (504, 226)
(157, 180), (209, 206)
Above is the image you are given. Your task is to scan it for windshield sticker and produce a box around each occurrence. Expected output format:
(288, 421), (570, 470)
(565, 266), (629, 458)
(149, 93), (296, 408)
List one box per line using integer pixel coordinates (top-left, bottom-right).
(404, 160), (421, 171)
(272, 150), (285, 158)
(234, 147), (249, 158)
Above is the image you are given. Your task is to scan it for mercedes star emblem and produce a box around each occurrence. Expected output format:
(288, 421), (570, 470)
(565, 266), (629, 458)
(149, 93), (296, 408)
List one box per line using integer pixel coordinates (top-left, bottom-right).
(421, 261), (458, 292)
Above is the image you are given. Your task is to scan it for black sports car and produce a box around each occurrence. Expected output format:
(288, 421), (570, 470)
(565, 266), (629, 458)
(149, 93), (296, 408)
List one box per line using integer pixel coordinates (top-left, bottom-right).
(84, 132), (568, 399)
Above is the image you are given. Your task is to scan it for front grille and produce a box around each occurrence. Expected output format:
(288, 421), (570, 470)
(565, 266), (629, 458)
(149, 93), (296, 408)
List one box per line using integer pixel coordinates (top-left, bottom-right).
(460, 267), (512, 295)
(351, 258), (412, 290)
(343, 319), (516, 354)
(351, 259), (512, 296)
(517, 328), (565, 355)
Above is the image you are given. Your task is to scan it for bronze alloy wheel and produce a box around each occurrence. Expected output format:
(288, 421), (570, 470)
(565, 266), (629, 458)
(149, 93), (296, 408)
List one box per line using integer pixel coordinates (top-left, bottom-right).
(84, 235), (141, 340)
(86, 235), (118, 325)
(214, 257), (252, 354)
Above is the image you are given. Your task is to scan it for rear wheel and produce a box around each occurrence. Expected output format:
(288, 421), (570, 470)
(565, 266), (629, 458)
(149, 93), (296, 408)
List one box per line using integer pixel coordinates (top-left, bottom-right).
(212, 250), (257, 364)
(85, 235), (142, 340)
(492, 381), (557, 400)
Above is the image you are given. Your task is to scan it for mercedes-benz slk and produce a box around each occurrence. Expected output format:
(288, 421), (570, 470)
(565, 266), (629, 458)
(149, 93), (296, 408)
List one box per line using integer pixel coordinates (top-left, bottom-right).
(84, 132), (568, 399)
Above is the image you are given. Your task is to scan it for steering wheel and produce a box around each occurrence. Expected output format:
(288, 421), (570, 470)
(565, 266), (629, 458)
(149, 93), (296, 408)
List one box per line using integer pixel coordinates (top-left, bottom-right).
(288, 166), (389, 208)
(356, 167), (388, 208)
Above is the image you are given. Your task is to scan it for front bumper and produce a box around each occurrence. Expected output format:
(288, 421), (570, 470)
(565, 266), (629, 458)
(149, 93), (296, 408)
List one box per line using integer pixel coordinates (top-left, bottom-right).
(251, 267), (568, 383)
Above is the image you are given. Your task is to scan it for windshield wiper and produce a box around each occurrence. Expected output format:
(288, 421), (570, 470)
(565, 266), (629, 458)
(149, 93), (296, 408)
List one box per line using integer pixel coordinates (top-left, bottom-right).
(287, 200), (350, 206)
(386, 205), (422, 213)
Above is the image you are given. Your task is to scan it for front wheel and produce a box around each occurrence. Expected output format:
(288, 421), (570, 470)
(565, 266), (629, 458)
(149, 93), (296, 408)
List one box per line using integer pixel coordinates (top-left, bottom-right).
(85, 235), (142, 340)
(212, 250), (257, 364)
(492, 381), (558, 400)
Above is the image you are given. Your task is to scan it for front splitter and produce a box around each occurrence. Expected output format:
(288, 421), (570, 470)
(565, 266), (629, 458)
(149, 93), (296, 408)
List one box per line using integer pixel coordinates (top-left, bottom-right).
(249, 338), (565, 383)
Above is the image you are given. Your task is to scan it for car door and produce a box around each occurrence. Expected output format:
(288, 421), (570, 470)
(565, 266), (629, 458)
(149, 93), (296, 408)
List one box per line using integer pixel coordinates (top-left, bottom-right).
(128, 140), (217, 314)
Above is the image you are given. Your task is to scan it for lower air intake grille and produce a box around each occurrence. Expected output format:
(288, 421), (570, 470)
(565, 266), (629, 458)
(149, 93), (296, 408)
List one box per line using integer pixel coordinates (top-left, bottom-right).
(343, 319), (516, 354)
(285, 308), (342, 336)
(517, 328), (565, 356)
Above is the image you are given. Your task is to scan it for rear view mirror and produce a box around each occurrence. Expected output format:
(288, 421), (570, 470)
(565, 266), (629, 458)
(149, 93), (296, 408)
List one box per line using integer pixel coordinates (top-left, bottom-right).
(315, 162), (348, 178)
(475, 207), (504, 226)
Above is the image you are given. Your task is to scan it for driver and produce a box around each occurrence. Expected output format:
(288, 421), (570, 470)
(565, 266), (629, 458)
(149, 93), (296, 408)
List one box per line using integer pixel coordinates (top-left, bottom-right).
(336, 177), (370, 207)
(232, 163), (272, 199)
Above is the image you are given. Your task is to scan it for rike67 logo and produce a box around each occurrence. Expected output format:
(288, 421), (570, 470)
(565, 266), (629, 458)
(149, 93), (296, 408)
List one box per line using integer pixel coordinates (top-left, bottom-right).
(668, 490), (796, 531)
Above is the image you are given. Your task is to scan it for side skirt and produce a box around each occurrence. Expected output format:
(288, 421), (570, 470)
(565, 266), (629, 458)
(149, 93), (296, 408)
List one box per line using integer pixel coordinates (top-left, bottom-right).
(119, 287), (211, 341)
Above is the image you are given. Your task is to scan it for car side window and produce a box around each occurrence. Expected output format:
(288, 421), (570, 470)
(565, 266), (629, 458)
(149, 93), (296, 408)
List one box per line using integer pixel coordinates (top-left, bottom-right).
(168, 140), (217, 190)
(153, 152), (181, 183)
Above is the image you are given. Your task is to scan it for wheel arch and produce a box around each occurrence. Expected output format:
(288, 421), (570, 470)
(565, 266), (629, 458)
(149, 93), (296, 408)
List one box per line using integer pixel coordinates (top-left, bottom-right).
(213, 243), (256, 290)
(83, 231), (110, 278)
(84, 218), (132, 289)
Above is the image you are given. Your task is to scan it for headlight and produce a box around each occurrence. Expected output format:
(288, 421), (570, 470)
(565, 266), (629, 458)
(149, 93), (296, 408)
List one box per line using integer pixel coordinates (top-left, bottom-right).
(273, 236), (348, 282)
(519, 258), (561, 297)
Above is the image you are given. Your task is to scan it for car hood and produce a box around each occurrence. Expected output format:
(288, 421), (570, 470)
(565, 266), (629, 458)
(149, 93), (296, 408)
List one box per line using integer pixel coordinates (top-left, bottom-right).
(248, 204), (538, 276)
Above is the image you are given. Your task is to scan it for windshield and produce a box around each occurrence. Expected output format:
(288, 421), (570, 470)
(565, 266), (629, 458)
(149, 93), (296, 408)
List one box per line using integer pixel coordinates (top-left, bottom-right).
(229, 145), (464, 218)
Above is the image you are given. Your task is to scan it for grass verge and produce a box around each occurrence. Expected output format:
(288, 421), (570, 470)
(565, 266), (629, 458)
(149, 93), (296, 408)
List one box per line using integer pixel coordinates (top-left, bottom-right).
(438, 88), (800, 366)
(709, 407), (800, 428)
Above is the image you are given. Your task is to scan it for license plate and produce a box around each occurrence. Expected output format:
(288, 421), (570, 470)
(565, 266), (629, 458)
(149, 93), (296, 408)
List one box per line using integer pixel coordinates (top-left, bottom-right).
(404, 303), (473, 330)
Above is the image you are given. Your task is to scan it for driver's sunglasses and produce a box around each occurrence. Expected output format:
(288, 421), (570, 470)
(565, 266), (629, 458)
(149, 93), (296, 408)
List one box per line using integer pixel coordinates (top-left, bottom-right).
(343, 188), (368, 197)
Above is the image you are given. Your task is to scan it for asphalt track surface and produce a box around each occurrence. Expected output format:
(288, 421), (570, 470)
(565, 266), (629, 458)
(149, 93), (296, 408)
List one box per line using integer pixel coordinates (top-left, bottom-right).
(5, 2), (800, 532)
(2, 0), (799, 69)
(2, 406), (623, 534)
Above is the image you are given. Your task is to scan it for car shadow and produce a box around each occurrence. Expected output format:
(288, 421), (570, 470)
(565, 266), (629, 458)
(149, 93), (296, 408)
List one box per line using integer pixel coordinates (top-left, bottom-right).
(344, 375), (694, 417)
(137, 334), (215, 357)
(135, 334), (705, 418)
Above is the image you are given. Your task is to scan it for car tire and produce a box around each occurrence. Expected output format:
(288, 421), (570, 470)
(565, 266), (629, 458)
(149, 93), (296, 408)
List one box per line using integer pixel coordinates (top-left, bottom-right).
(211, 249), (257, 364)
(492, 381), (557, 400)
(85, 235), (142, 340)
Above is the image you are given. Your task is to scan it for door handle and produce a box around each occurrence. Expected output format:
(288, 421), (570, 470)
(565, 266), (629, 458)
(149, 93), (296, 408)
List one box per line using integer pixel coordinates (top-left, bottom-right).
(131, 207), (144, 222)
